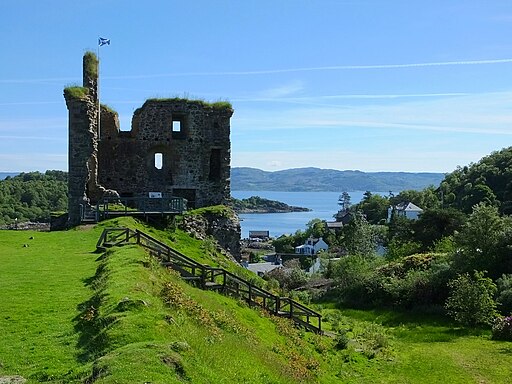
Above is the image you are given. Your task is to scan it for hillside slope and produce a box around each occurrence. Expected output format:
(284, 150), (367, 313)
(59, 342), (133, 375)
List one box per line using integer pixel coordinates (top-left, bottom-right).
(0, 218), (332, 383)
(2, 217), (511, 383)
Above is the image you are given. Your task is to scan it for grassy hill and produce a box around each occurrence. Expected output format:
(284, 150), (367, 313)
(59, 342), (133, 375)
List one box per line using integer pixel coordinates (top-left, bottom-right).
(1, 217), (511, 383)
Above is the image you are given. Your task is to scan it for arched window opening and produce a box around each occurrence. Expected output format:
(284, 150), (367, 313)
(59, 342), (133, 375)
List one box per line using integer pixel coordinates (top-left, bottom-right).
(154, 152), (163, 170)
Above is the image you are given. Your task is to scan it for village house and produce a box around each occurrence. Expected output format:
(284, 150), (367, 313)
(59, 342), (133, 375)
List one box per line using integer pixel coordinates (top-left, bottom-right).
(387, 202), (423, 222)
(295, 237), (329, 255)
(248, 230), (270, 241)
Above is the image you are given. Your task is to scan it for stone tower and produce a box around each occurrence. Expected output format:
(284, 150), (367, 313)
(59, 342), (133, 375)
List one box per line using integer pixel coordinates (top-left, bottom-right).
(64, 52), (233, 226)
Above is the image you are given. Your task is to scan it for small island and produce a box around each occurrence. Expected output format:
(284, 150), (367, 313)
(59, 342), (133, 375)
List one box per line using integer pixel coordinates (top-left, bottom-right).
(231, 196), (311, 213)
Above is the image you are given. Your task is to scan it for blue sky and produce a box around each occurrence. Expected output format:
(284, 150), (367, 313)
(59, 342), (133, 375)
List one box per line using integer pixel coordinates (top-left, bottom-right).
(2, 1), (512, 173)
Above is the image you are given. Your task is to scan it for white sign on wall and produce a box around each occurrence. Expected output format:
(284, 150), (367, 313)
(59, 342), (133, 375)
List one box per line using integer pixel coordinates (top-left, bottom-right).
(148, 192), (162, 199)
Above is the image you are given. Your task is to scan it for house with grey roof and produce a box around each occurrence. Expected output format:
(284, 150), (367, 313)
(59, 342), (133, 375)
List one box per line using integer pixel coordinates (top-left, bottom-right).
(295, 237), (329, 255)
(387, 202), (423, 222)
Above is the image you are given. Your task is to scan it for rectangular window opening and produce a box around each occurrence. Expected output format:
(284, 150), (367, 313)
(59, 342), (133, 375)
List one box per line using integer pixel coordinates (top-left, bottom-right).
(154, 152), (163, 169)
(209, 148), (221, 181)
(172, 120), (181, 132)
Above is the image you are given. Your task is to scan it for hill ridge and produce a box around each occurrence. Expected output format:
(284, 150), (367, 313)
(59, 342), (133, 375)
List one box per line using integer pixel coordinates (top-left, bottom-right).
(231, 167), (444, 192)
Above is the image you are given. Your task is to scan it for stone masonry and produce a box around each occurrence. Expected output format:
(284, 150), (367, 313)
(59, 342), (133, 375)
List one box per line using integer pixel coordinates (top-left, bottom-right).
(64, 52), (233, 226)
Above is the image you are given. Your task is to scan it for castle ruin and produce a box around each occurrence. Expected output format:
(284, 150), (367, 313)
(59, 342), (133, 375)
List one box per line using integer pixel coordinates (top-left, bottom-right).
(64, 52), (233, 226)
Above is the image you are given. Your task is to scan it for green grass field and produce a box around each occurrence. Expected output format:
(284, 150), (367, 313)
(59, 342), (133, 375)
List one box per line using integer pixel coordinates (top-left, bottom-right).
(1, 218), (511, 383)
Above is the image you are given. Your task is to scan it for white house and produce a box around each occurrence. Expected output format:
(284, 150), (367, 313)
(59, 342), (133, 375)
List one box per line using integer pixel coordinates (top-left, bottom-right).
(295, 237), (329, 255)
(387, 202), (423, 222)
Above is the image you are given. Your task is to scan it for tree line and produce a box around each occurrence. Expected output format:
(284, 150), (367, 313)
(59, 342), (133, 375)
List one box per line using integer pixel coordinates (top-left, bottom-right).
(269, 147), (512, 337)
(0, 171), (67, 225)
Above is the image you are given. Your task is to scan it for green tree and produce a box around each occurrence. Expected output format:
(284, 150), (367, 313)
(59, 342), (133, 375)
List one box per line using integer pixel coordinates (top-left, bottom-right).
(356, 191), (389, 224)
(305, 218), (328, 239)
(453, 203), (512, 278)
(496, 274), (512, 314)
(330, 254), (383, 306)
(440, 147), (512, 213)
(342, 211), (378, 257)
(412, 208), (466, 250)
(390, 186), (441, 211)
(445, 271), (498, 326)
(273, 234), (298, 254)
(0, 171), (68, 224)
(338, 191), (351, 211)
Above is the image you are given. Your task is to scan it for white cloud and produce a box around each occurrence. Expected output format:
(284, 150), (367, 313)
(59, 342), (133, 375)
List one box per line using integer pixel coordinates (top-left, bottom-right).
(256, 80), (304, 98)
(232, 91), (512, 135)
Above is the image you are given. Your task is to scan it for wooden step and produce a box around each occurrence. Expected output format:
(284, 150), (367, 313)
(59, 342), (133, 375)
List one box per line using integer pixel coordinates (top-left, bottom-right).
(204, 282), (223, 290)
(182, 275), (201, 281)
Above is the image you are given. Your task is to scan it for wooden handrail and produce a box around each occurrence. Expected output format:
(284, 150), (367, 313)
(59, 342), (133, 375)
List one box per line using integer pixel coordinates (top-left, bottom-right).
(97, 227), (322, 334)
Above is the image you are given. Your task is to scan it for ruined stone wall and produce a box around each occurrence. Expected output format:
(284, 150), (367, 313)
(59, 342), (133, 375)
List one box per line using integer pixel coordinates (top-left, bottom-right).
(65, 52), (233, 225)
(65, 96), (97, 225)
(97, 99), (232, 209)
(65, 52), (105, 226)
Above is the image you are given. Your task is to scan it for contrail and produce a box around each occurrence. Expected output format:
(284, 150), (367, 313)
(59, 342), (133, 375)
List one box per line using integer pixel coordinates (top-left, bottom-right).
(2, 58), (512, 83)
(103, 58), (512, 79)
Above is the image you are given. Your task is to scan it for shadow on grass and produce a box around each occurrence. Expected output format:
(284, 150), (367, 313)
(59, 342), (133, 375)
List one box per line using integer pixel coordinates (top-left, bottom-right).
(325, 303), (491, 343)
(498, 345), (512, 355)
(73, 259), (115, 363)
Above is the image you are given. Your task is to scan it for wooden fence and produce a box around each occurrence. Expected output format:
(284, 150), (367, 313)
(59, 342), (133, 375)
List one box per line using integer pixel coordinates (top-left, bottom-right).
(97, 227), (322, 334)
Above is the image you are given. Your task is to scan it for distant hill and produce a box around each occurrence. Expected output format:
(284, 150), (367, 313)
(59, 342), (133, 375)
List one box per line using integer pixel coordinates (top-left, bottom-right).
(231, 167), (444, 192)
(0, 169), (443, 192)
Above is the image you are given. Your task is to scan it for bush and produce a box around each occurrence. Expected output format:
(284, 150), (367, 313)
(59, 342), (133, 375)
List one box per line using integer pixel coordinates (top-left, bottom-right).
(264, 260), (309, 291)
(386, 239), (422, 260)
(496, 274), (512, 314)
(374, 253), (452, 308)
(334, 330), (349, 350)
(289, 290), (311, 305)
(445, 270), (498, 326)
(431, 236), (456, 253)
(382, 269), (435, 308)
(491, 315), (512, 341)
(330, 255), (383, 306)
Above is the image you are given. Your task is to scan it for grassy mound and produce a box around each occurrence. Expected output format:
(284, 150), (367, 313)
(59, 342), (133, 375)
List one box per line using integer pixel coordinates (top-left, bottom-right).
(1, 217), (512, 383)
(76, 244), (323, 383)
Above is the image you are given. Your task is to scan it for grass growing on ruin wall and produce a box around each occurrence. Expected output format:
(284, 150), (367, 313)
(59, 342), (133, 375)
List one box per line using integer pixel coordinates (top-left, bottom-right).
(100, 103), (118, 115)
(64, 85), (89, 100)
(145, 97), (232, 110)
(83, 51), (98, 79)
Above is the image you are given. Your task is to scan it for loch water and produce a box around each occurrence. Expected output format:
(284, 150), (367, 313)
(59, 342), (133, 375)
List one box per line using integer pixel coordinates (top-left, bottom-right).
(231, 191), (388, 238)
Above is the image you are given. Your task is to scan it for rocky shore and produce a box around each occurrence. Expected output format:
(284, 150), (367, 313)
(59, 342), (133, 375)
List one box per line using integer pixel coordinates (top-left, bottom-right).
(231, 196), (310, 214)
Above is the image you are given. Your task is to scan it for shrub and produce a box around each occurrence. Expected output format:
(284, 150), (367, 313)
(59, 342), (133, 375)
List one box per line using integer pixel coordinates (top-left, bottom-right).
(496, 274), (512, 314)
(386, 239), (422, 260)
(431, 235), (456, 253)
(330, 255), (383, 306)
(354, 322), (392, 359)
(334, 330), (349, 350)
(374, 253), (452, 308)
(265, 260), (309, 291)
(491, 315), (512, 341)
(289, 290), (311, 305)
(445, 271), (498, 326)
